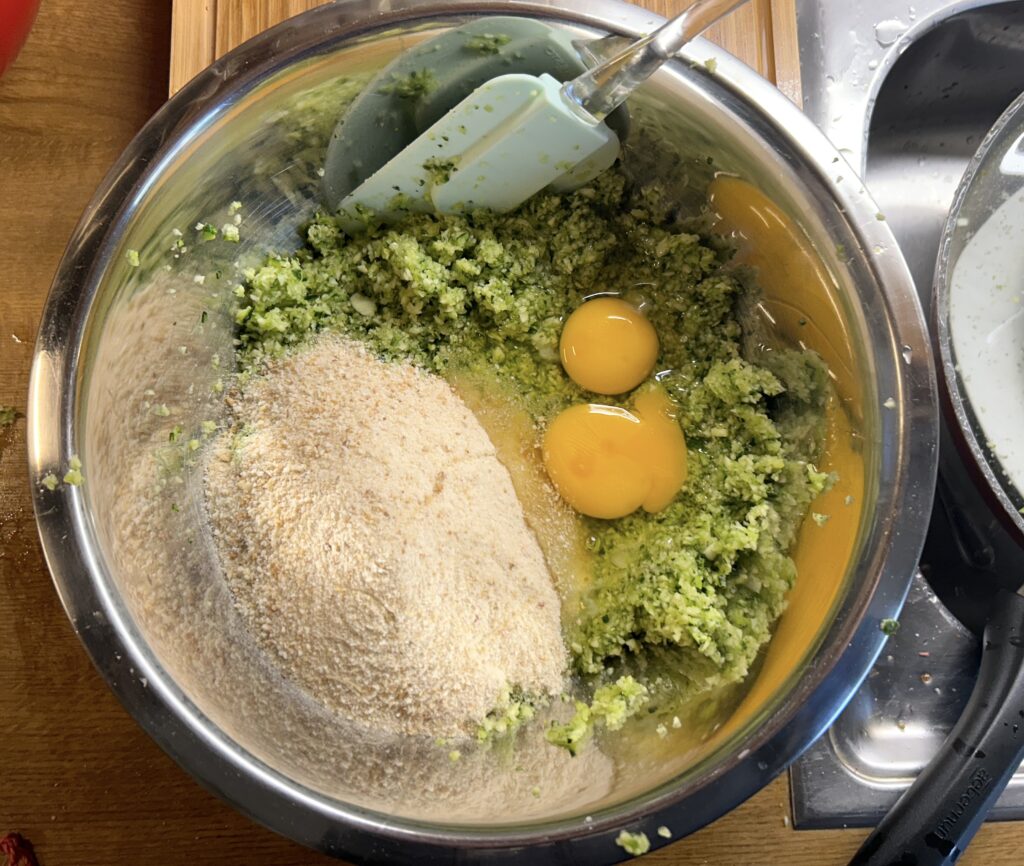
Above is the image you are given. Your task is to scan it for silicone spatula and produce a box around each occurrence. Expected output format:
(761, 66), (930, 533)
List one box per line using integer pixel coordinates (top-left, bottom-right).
(321, 15), (631, 211)
(332, 0), (746, 229)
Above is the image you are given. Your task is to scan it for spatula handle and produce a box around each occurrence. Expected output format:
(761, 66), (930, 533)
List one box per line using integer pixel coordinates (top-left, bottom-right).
(562, 0), (748, 122)
(849, 590), (1024, 866)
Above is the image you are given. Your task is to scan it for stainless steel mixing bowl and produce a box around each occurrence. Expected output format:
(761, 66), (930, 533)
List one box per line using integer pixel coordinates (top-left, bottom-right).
(28, 1), (938, 861)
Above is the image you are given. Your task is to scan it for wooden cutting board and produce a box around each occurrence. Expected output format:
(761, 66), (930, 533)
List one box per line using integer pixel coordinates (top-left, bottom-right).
(169, 0), (802, 99)
(152, 5), (1024, 866)
(154, 4), (1021, 866)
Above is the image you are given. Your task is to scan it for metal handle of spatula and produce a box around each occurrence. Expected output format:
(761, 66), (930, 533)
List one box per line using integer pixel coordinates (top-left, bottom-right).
(563, 0), (748, 122)
(849, 589), (1024, 866)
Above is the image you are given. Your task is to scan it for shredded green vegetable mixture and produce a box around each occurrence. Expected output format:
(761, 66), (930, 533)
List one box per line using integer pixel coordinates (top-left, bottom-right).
(233, 168), (830, 745)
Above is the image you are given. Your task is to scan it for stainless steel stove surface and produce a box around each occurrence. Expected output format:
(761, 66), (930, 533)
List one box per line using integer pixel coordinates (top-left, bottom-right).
(788, 0), (1024, 828)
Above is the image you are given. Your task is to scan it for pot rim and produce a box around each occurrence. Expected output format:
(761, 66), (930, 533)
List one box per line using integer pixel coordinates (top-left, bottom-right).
(933, 89), (1024, 544)
(27, 1), (938, 861)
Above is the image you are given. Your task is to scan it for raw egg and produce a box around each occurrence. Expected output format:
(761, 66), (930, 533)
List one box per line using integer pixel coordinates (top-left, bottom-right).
(560, 297), (659, 395)
(542, 387), (688, 520)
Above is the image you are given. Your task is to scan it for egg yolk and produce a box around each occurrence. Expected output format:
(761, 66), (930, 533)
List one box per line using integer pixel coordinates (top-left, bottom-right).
(542, 388), (688, 520)
(560, 297), (659, 395)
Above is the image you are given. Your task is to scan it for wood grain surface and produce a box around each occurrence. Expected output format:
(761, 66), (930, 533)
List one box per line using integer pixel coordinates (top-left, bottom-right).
(168, 0), (801, 97)
(0, 0), (1022, 864)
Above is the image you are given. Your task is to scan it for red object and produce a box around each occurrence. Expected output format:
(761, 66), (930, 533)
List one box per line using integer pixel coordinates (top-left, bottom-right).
(0, 0), (41, 78)
(0, 833), (40, 866)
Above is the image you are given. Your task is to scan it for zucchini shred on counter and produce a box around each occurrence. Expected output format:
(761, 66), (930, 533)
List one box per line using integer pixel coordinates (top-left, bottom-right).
(221, 167), (833, 752)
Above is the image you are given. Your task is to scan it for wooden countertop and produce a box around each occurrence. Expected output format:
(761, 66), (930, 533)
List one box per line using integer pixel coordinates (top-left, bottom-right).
(168, 0), (800, 98)
(1, 1), (1023, 863)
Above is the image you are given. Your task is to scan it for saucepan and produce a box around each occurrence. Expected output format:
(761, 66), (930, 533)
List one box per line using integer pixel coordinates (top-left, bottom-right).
(27, 0), (936, 861)
(853, 90), (1024, 866)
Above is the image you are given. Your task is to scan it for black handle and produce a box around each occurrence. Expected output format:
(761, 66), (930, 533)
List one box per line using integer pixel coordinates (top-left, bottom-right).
(849, 590), (1024, 866)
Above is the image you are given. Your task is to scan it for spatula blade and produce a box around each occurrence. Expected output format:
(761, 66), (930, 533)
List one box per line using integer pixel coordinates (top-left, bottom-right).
(322, 17), (593, 210)
(337, 73), (618, 230)
(430, 74), (619, 213)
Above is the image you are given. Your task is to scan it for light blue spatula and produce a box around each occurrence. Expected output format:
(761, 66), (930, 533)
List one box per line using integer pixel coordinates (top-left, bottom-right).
(320, 16), (633, 211)
(331, 0), (745, 229)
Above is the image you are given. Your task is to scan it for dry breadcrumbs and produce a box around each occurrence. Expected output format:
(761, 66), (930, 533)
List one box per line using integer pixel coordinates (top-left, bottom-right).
(205, 337), (567, 737)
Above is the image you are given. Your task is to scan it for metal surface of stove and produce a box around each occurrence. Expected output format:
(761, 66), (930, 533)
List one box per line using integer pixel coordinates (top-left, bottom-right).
(789, 0), (1024, 828)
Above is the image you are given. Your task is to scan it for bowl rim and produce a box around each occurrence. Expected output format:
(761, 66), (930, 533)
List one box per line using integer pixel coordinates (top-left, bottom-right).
(27, 1), (938, 861)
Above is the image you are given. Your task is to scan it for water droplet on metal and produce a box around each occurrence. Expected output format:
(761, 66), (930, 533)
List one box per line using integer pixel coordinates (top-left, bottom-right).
(867, 58), (879, 70)
(874, 18), (908, 47)
(902, 345), (913, 364)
